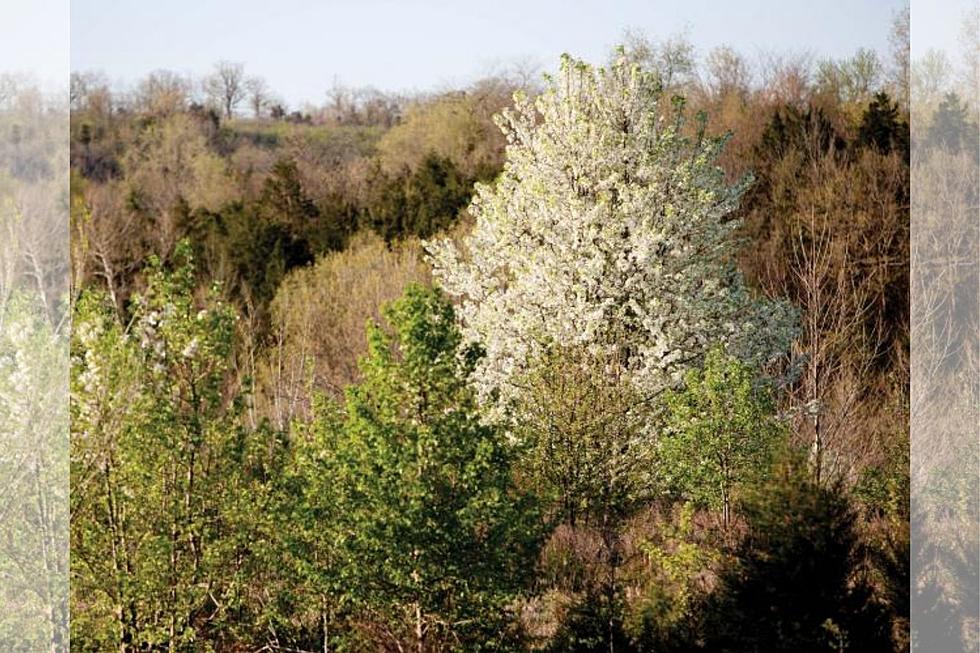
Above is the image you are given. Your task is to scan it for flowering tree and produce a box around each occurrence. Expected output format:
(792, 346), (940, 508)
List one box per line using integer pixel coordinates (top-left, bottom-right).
(71, 242), (239, 651)
(427, 53), (797, 414)
(0, 293), (68, 652)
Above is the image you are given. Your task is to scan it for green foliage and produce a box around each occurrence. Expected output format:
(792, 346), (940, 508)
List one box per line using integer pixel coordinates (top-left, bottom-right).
(857, 92), (909, 157)
(706, 458), (892, 652)
(376, 89), (509, 180)
(519, 344), (654, 529)
(185, 158), (355, 319)
(757, 104), (844, 165)
(0, 293), (69, 652)
(260, 157), (353, 252)
(365, 153), (474, 241)
(303, 284), (540, 651)
(658, 347), (787, 525)
(543, 599), (632, 653)
(66, 46), (914, 652)
(71, 242), (242, 651)
(186, 201), (313, 313)
(624, 504), (719, 652)
(925, 92), (980, 154)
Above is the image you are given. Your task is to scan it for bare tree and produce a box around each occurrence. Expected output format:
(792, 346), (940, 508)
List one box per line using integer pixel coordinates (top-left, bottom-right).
(618, 29), (696, 91)
(889, 3), (911, 112)
(704, 45), (750, 98)
(136, 69), (191, 116)
(779, 210), (885, 484)
(757, 50), (814, 106)
(0, 73), (23, 109)
(245, 75), (270, 119)
(205, 60), (246, 119)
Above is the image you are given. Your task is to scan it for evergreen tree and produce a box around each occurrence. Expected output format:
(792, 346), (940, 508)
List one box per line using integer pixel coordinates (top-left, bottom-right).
(857, 91), (909, 157)
(365, 153), (473, 242)
(926, 92), (980, 155)
(706, 459), (891, 652)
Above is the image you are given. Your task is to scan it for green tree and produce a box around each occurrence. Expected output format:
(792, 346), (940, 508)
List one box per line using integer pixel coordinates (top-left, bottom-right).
(365, 153), (472, 242)
(926, 92), (980, 154)
(305, 284), (539, 652)
(658, 347), (786, 528)
(186, 201), (312, 318)
(857, 91), (909, 157)
(71, 242), (239, 651)
(259, 158), (349, 253)
(519, 344), (654, 650)
(706, 458), (891, 652)
(0, 293), (69, 653)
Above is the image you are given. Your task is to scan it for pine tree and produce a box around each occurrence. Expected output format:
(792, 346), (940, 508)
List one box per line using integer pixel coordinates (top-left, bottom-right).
(707, 459), (891, 652)
(857, 91), (909, 157)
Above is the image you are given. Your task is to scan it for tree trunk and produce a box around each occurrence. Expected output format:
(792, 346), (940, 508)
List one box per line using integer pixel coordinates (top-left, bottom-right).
(811, 411), (823, 484)
(601, 506), (617, 653)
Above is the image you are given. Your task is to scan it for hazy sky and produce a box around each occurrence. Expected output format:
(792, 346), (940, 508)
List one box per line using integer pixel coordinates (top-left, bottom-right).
(0, 0), (69, 90)
(48, 0), (953, 106)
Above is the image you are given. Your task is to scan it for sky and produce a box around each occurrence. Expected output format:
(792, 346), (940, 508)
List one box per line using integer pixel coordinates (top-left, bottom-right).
(64, 0), (921, 106)
(0, 0), (69, 91)
(5, 0), (969, 106)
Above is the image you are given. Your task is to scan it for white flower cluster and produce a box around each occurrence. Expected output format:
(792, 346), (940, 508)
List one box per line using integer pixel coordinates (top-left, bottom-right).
(427, 54), (797, 414)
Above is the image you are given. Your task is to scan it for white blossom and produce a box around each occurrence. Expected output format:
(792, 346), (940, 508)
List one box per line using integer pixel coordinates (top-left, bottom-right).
(427, 54), (797, 415)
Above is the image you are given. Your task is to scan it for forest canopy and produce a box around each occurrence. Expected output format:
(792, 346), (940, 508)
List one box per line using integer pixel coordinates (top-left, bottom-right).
(56, 11), (972, 652)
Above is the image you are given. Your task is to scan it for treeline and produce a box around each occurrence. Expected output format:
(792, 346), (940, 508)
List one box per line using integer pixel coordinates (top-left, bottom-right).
(70, 60), (516, 331)
(65, 11), (968, 651)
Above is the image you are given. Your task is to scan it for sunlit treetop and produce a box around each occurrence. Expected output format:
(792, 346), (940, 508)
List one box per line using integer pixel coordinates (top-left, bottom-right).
(428, 53), (797, 416)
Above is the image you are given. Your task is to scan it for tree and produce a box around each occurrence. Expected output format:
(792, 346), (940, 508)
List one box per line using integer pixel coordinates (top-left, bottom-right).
(365, 153), (473, 242)
(0, 292), (69, 653)
(617, 30), (696, 91)
(704, 45), (750, 98)
(205, 61), (246, 119)
(518, 343), (654, 651)
(428, 53), (797, 418)
(375, 87), (512, 180)
(269, 103), (286, 121)
(71, 243), (239, 651)
(857, 91), (909, 157)
(888, 4), (911, 111)
(658, 346), (786, 528)
(706, 459), (891, 652)
(257, 232), (429, 426)
(926, 92), (980, 154)
(816, 48), (883, 108)
(244, 76), (270, 119)
(136, 70), (190, 116)
(304, 284), (539, 652)
(121, 113), (236, 260)
(260, 158), (320, 235)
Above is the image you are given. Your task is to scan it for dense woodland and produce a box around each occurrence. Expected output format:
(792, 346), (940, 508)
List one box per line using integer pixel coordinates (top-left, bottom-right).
(0, 7), (966, 652)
